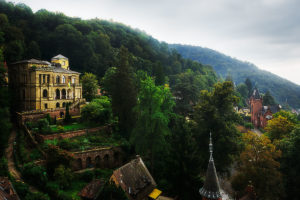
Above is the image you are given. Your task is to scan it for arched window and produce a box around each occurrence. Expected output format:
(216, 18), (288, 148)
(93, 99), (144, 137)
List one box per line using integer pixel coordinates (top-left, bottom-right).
(43, 89), (48, 98)
(56, 89), (60, 99)
(62, 89), (66, 99)
(56, 102), (60, 108)
(62, 102), (66, 107)
(56, 75), (60, 84)
(62, 76), (66, 84)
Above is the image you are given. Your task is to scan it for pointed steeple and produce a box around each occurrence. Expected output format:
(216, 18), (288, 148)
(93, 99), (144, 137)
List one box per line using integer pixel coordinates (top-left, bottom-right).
(199, 132), (222, 200)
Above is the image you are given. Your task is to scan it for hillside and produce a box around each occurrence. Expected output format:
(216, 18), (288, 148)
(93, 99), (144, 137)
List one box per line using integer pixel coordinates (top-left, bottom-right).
(170, 44), (300, 108)
(0, 1), (216, 90)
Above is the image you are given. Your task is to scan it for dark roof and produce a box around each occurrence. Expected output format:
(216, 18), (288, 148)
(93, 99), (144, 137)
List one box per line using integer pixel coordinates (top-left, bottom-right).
(33, 65), (79, 74)
(199, 133), (221, 199)
(261, 105), (280, 115)
(199, 159), (221, 199)
(10, 59), (50, 65)
(112, 156), (156, 200)
(0, 177), (20, 200)
(52, 54), (68, 60)
(252, 88), (261, 99)
(78, 179), (104, 200)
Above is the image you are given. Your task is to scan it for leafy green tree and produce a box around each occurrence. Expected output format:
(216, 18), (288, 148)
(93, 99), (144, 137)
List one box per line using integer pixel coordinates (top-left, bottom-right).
(25, 41), (41, 59)
(131, 76), (174, 173)
(193, 81), (240, 171)
(64, 102), (71, 123)
(265, 115), (295, 140)
(279, 127), (300, 199)
(81, 96), (113, 124)
(231, 131), (284, 199)
(53, 165), (74, 189)
(81, 72), (98, 101)
(25, 192), (50, 200)
(263, 90), (276, 106)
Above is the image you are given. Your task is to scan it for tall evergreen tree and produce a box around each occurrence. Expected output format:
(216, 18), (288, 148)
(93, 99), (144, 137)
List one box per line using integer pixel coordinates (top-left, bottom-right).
(245, 78), (253, 97)
(112, 46), (137, 138)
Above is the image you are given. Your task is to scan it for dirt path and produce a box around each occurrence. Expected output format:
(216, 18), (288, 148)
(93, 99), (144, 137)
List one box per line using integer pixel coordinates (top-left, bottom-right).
(5, 127), (38, 192)
(5, 127), (22, 181)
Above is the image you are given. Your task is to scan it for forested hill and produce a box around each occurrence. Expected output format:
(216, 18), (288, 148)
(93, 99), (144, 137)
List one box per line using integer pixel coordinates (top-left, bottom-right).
(170, 44), (300, 108)
(0, 1), (217, 89)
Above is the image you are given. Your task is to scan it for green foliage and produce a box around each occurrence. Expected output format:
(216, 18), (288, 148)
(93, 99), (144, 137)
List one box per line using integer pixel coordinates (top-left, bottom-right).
(81, 96), (113, 124)
(131, 76), (174, 173)
(0, 48), (11, 156)
(53, 165), (74, 189)
(109, 46), (137, 138)
(169, 69), (216, 115)
(81, 72), (98, 101)
(25, 192), (50, 200)
(263, 90), (276, 106)
(171, 44), (300, 108)
(0, 157), (8, 176)
(38, 118), (51, 134)
(193, 81), (240, 172)
(231, 132), (284, 199)
(64, 103), (71, 123)
(279, 127), (300, 199)
(22, 162), (48, 186)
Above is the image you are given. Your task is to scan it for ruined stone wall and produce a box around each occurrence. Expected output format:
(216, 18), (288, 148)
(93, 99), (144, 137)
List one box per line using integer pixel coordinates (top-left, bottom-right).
(71, 147), (123, 171)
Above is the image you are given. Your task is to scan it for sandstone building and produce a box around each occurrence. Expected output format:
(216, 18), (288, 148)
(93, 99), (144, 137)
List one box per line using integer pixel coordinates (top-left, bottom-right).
(8, 54), (83, 112)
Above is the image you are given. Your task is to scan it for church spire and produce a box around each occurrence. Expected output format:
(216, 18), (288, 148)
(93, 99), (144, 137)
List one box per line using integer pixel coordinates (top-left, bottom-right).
(199, 132), (222, 200)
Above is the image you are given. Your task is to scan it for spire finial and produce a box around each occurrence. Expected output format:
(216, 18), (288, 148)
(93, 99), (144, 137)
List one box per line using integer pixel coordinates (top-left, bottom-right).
(209, 132), (213, 161)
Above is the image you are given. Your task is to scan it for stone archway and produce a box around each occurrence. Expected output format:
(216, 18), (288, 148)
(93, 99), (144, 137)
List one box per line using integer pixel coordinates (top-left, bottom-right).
(95, 155), (101, 168)
(86, 157), (92, 168)
(62, 89), (66, 99)
(103, 154), (109, 168)
(56, 89), (60, 99)
(76, 158), (82, 170)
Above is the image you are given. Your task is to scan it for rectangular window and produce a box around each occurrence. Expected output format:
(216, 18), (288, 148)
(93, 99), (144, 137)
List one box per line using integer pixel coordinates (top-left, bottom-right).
(44, 103), (48, 109)
(43, 75), (45, 83)
(72, 77), (75, 84)
(39, 74), (41, 84)
(47, 75), (50, 83)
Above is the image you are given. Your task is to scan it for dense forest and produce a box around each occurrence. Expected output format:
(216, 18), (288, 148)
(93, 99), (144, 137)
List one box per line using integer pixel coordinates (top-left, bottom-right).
(170, 44), (300, 109)
(0, 1), (300, 200)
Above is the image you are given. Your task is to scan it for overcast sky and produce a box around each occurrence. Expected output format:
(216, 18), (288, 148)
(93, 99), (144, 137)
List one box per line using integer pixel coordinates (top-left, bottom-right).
(12, 0), (300, 85)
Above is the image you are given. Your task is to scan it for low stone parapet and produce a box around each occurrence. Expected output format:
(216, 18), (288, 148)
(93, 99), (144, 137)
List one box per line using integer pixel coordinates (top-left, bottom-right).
(36, 126), (111, 143)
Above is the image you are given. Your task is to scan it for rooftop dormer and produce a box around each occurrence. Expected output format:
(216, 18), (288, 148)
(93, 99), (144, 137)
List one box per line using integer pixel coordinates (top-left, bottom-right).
(51, 54), (69, 70)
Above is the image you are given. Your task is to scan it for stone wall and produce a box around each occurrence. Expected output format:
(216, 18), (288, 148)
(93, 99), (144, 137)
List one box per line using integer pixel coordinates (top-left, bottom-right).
(36, 126), (110, 142)
(71, 147), (123, 171)
(17, 107), (80, 126)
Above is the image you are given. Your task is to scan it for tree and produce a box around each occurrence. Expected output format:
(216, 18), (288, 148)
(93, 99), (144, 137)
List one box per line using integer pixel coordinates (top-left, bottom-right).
(131, 76), (174, 174)
(279, 126), (300, 199)
(53, 165), (74, 189)
(263, 90), (276, 106)
(0, 49), (11, 156)
(110, 46), (137, 138)
(81, 96), (113, 124)
(245, 78), (253, 97)
(265, 115), (295, 140)
(64, 102), (71, 123)
(165, 116), (202, 200)
(193, 81), (240, 171)
(81, 72), (98, 101)
(231, 132), (284, 199)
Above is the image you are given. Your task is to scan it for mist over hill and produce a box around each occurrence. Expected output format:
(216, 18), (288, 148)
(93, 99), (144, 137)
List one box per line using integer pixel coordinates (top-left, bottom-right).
(169, 44), (300, 108)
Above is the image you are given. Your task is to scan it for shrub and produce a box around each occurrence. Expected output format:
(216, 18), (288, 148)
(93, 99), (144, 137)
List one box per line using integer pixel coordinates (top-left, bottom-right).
(25, 192), (50, 200)
(38, 119), (51, 134)
(22, 162), (48, 185)
(57, 125), (64, 133)
(244, 122), (254, 129)
(53, 165), (74, 189)
(0, 157), (8, 176)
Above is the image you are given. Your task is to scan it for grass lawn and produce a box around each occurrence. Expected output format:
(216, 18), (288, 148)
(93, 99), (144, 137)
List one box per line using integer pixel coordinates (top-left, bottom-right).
(49, 122), (98, 133)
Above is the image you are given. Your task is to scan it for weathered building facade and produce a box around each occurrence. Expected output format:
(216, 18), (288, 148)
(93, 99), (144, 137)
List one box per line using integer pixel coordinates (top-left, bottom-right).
(250, 89), (280, 128)
(8, 55), (83, 112)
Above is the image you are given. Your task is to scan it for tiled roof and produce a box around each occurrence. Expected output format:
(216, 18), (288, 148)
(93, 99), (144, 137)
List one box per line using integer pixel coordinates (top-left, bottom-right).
(112, 156), (156, 200)
(78, 179), (104, 200)
(52, 54), (68, 59)
(10, 59), (50, 65)
(0, 177), (20, 200)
